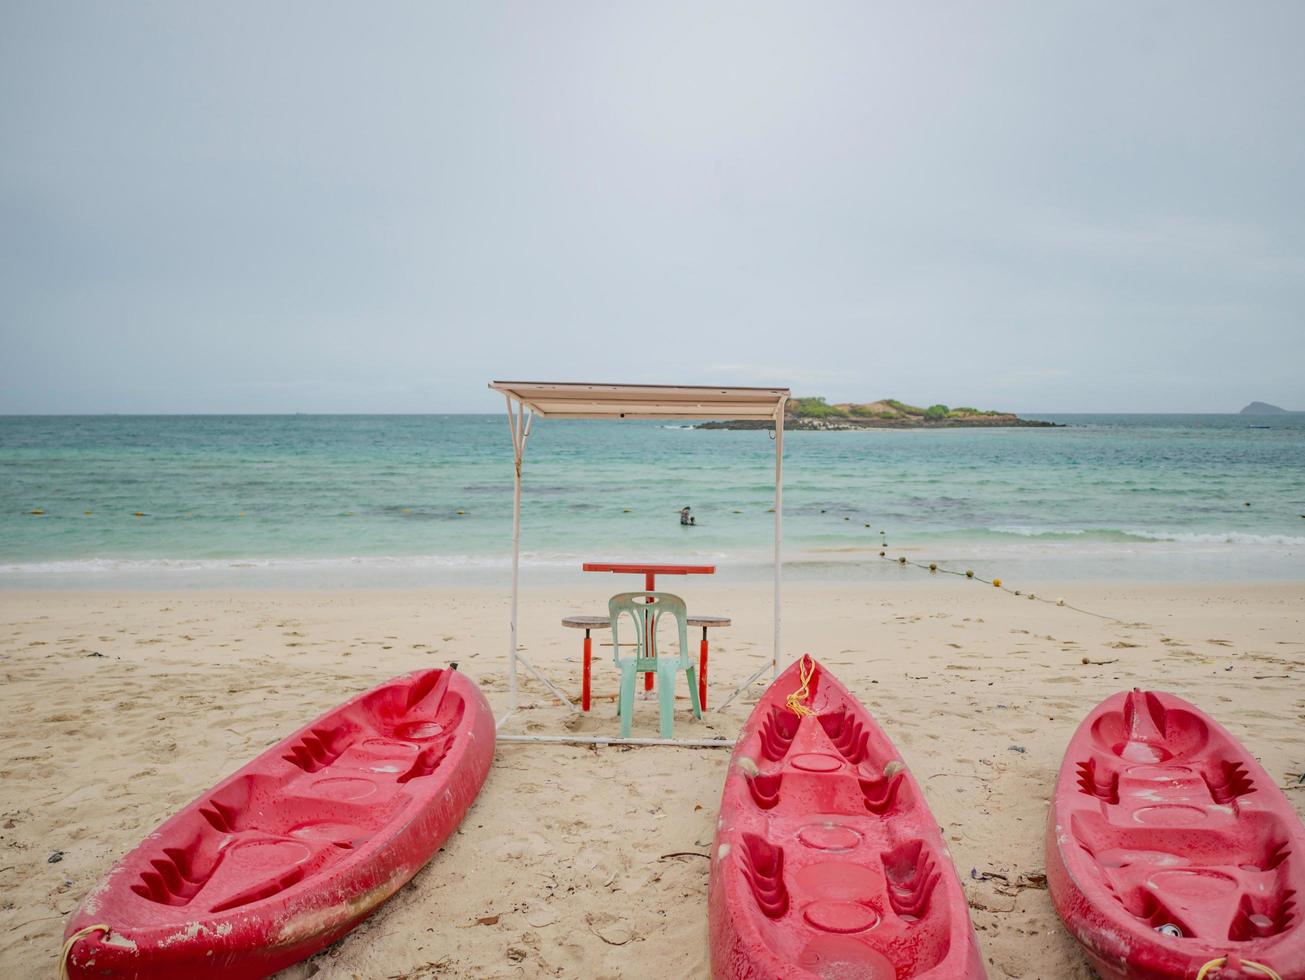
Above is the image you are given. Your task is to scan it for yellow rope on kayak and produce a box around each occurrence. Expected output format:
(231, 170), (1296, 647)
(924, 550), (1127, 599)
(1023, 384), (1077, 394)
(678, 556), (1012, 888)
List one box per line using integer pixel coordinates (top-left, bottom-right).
(59, 924), (109, 980)
(786, 656), (815, 717)
(1195, 957), (1282, 980)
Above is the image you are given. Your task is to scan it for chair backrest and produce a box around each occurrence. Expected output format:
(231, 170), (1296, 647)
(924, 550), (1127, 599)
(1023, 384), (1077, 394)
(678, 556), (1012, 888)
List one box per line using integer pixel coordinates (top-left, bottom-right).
(607, 592), (689, 667)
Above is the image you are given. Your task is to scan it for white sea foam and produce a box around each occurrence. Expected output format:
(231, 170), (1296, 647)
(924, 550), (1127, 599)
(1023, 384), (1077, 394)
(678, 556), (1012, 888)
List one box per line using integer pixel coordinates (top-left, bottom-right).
(0, 549), (737, 578)
(989, 526), (1088, 537)
(1121, 530), (1305, 546)
(984, 526), (1303, 546)
(0, 554), (559, 576)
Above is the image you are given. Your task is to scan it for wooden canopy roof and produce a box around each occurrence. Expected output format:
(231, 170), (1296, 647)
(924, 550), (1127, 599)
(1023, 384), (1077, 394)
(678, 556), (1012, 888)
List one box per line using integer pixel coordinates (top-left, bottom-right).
(488, 381), (790, 420)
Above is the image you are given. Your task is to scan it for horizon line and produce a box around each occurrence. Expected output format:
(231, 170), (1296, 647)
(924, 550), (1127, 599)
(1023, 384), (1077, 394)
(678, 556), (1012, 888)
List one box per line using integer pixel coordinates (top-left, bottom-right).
(0, 409), (1293, 418)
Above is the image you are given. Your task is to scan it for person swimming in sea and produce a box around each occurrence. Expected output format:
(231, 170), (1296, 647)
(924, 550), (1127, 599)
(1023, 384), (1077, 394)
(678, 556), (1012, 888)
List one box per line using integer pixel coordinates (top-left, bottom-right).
(680, 506), (696, 526)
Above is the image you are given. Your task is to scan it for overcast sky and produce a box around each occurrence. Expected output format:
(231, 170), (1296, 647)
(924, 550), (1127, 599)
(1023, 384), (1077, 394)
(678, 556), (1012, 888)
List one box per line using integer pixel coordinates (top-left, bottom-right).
(2, 2), (1302, 414)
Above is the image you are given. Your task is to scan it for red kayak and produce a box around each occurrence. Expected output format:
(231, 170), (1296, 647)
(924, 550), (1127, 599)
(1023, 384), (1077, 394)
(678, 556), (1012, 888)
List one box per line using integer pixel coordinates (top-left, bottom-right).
(1047, 688), (1305, 979)
(62, 667), (494, 979)
(709, 655), (985, 979)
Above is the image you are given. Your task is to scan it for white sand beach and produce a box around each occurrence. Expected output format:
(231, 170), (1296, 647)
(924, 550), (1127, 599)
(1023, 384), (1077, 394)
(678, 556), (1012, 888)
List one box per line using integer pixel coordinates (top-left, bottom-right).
(2, 581), (1303, 978)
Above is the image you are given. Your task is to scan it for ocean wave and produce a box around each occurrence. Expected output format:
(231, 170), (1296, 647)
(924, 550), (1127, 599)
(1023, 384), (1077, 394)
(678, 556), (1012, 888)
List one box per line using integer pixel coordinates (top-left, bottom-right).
(978, 527), (1304, 546)
(1121, 530), (1305, 546)
(0, 553), (567, 576)
(988, 526), (1088, 538)
(0, 549), (739, 577)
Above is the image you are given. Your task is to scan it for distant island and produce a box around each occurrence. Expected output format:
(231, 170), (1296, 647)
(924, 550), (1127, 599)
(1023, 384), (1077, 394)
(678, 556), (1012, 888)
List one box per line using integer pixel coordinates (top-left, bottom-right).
(699, 397), (1058, 430)
(1240, 401), (1300, 414)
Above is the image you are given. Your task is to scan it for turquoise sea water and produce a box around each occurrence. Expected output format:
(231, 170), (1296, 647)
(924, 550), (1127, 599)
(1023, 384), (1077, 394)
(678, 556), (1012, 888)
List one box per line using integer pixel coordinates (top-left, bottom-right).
(1, 414), (1302, 587)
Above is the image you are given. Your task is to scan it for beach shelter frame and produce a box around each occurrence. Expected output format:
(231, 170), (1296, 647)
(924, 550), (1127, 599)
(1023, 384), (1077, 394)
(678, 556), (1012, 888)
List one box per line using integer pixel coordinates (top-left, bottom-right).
(488, 381), (790, 747)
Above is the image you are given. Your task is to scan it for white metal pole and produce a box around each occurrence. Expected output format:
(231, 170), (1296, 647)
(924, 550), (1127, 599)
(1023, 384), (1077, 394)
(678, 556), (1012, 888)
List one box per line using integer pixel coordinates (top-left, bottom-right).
(506, 395), (523, 713)
(773, 397), (786, 678)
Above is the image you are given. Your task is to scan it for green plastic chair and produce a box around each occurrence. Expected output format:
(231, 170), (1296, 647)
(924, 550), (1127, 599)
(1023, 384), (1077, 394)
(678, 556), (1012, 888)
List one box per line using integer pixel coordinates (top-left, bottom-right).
(608, 591), (703, 738)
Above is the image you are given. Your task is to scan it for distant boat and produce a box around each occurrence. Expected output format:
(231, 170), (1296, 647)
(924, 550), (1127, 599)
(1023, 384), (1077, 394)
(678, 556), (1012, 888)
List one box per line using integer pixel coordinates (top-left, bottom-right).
(1248, 424), (1272, 429)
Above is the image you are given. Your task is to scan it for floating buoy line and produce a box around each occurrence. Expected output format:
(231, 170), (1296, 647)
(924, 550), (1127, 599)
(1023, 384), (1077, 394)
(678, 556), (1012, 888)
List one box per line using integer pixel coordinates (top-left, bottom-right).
(815, 508), (1126, 623)
(875, 548), (1122, 622)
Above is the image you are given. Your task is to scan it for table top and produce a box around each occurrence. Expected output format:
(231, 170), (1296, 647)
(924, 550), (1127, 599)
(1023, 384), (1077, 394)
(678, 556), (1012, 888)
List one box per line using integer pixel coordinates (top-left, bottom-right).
(561, 615), (612, 628)
(687, 615), (731, 627)
(582, 562), (716, 575)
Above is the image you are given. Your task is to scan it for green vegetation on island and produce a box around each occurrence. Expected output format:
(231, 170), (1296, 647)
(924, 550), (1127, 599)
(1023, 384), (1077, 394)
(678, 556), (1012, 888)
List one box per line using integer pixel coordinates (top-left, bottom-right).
(700, 397), (1056, 430)
(790, 397), (1002, 421)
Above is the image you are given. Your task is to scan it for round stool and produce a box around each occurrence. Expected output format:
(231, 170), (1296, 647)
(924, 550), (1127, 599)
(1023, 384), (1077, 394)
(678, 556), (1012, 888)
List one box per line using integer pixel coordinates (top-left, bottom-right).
(686, 615), (731, 710)
(562, 615), (611, 711)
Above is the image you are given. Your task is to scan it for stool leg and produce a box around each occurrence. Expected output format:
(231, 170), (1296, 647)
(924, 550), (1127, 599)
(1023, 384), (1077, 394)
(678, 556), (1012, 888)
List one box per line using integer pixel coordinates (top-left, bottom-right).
(699, 627), (709, 710)
(582, 630), (592, 712)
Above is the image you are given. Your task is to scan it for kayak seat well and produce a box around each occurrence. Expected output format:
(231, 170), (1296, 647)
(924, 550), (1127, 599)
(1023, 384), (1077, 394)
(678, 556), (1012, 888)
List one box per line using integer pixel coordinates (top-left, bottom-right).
(1202, 759), (1256, 805)
(1071, 808), (1291, 871)
(397, 739), (452, 784)
(282, 724), (361, 773)
(816, 707), (871, 766)
(1230, 890), (1297, 940)
(1089, 696), (1211, 765)
(740, 832), (790, 919)
(746, 771), (784, 811)
(1075, 758), (1121, 804)
(882, 838), (941, 922)
(858, 769), (907, 815)
(757, 706), (800, 763)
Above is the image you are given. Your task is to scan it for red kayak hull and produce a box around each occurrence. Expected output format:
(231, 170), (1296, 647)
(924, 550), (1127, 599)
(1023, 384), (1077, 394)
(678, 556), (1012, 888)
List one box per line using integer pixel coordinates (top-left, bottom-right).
(63, 668), (494, 979)
(1047, 688), (1305, 979)
(709, 656), (985, 979)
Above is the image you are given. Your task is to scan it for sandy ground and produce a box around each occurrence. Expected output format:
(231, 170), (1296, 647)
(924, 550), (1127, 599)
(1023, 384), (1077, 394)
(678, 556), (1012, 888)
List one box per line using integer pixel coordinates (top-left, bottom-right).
(1, 580), (1303, 979)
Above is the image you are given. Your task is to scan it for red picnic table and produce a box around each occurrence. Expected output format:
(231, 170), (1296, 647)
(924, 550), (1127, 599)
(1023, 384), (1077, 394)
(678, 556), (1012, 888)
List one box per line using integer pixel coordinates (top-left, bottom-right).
(582, 561), (716, 699)
(582, 561), (717, 591)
